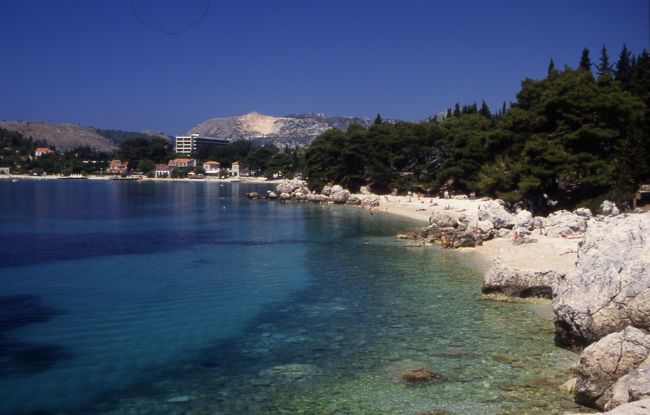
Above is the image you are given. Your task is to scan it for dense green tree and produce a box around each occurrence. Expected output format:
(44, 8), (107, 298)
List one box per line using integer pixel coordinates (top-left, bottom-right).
(374, 113), (383, 125)
(547, 58), (556, 75)
(615, 44), (632, 83)
(453, 103), (461, 117)
(597, 45), (613, 79)
(117, 136), (173, 166)
(479, 67), (645, 209)
(579, 48), (592, 72)
(479, 100), (491, 118)
(137, 158), (155, 173)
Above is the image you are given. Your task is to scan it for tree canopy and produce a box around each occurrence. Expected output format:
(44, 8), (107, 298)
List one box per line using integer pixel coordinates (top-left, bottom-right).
(303, 45), (650, 212)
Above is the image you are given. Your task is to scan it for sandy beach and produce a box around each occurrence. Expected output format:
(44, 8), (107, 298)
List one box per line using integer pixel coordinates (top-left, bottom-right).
(373, 194), (579, 275)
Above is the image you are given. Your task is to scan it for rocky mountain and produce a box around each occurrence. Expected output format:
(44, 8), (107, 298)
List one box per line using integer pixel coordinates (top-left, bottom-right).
(188, 112), (372, 148)
(0, 121), (170, 153)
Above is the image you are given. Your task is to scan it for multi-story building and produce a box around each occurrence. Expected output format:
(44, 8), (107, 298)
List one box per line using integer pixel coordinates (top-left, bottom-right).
(174, 134), (229, 156)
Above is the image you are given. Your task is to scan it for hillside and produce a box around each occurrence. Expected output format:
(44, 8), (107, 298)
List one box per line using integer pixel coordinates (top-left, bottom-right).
(0, 122), (171, 153)
(188, 112), (372, 148)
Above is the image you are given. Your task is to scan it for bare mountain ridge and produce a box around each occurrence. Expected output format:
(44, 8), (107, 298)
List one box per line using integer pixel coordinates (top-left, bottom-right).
(188, 112), (373, 148)
(0, 121), (170, 153)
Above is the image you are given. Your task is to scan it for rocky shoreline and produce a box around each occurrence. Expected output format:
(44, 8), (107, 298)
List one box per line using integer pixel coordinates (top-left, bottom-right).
(253, 180), (650, 414)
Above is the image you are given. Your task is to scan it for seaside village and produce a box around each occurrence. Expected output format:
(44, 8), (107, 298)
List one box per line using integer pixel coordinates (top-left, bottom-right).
(108, 134), (250, 180)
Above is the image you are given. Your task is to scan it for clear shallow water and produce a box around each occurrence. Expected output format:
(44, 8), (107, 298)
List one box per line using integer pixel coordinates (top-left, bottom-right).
(0, 181), (581, 414)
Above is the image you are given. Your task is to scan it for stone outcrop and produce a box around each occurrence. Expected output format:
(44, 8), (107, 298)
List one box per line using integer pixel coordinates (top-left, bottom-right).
(513, 209), (534, 230)
(602, 399), (650, 414)
(482, 266), (564, 298)
(188, 112), (372, 148)
(540, 210), (589, 238)
(477, 200), (515, 229)
(276, 180), (309, 195)
(606, 359), (650, 410)
(329, 185), (350, 204)
(553, 213), (650, 349)
(601, 200), (621, 216)
(574, 327), (650, 410)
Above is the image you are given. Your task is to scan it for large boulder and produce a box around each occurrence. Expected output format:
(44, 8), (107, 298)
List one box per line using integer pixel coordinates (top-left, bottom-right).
(606, 358), (650, 410)
(477, 200), (515, 229)
(575, 207), (593, 218)
(482, 266), (564, 299)
(574, 327), (650, 410)
(601, 200), (621, 216)
(514, 209), (534, 230)
(603, 399), (650, 414)
(276, 180), (299, 194)
(554, 213), (650, 349)
(346, 195), (362, 205)
(330, 187), (350, 204)
(541, 210), (589, 238)
(432, 211), (466, 228)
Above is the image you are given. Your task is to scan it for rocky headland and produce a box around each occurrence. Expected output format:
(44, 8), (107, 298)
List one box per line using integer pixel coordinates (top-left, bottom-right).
(255, 180), (650, 413)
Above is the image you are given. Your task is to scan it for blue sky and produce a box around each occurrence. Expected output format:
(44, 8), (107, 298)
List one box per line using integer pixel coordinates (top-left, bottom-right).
(1, 0), (648, 134)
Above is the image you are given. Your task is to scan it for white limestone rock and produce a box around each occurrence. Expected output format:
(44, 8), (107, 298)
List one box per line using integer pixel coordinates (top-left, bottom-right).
(553, 213), (650, 349)
(541, 210), (589, 238)
(482, 266), (563, 299)
(574, 327), (650, 410)
(477, 200), (515, 229)
(601, 200), (621, 216)
(514, 209), (534, 230)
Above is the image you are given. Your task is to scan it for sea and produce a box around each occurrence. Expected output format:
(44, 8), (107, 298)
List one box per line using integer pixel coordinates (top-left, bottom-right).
(0, 180), (581, 415)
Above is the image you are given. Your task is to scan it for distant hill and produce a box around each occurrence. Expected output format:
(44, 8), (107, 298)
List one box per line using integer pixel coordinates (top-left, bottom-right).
(0, 121), (171, 153)
(95, 129), (172, 144)
(188, 112), (373, 148)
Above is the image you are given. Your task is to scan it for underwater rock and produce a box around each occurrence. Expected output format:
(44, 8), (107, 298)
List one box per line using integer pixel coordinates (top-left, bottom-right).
(259, 363), (319, 381)
(166, 395), (191, 403)
(400, 367), (445, 385)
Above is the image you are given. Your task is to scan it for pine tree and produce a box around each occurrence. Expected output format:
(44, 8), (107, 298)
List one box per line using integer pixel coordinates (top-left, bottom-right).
(453, 103), (461, 117)
(446, 108), (452, 118)
(579, 47), (592, 72)
(501, 101), (507, 116)
(616, 44), (632, 83)
(374, 113), (383, 125)
(547, 58), (555, 75)
(597, 45), (612, 79)
(479, 100), (491, 118)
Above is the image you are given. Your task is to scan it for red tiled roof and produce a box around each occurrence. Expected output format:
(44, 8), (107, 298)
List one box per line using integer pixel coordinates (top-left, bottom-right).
(35, 147), (53, 153)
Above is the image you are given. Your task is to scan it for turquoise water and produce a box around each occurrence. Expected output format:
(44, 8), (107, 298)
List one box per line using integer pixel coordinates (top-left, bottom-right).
(0, 181), (580, 414)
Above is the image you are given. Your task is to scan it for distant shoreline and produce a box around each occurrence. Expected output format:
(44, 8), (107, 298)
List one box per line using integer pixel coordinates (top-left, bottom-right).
(0, 174), (284, 185)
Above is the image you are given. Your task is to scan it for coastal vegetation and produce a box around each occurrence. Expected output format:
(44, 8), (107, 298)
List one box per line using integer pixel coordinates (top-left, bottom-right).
(0, 128), (109, 175)
(3, 46), (648, 211)
(305, 46), (650, 212)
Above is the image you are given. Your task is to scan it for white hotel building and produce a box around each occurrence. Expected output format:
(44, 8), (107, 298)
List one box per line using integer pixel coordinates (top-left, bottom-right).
(175, 134), (229, 156)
